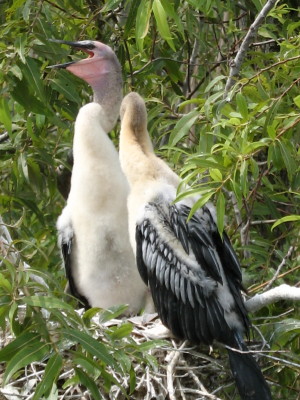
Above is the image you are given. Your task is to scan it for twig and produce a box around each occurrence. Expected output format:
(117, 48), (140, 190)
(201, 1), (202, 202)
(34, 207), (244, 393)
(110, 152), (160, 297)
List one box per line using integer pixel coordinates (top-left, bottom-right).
(224, 0), (277, 97)
(263, 246), (294, 292)
(166, 340), (187, 400)
(185, 362), (223, 400)
(246, 284), (300, 313)
(242, 54), (300, 87)
(249, 264), (300, 292)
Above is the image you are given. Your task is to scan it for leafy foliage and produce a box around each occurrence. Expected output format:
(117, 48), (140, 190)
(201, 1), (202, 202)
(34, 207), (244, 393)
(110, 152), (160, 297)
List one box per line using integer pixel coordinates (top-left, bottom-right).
(0, 0), (299, 398)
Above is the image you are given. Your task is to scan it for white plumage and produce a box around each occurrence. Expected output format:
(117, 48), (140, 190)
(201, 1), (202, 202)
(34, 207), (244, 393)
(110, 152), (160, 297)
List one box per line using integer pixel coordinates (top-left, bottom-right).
(57, 102), (147, 312)
(54, 41), (148, 313)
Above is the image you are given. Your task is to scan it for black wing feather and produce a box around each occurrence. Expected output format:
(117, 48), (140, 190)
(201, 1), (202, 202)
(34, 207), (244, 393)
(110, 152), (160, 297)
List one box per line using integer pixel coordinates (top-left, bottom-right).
(135, 201), (250, 345)
(61, 237), (89, 309)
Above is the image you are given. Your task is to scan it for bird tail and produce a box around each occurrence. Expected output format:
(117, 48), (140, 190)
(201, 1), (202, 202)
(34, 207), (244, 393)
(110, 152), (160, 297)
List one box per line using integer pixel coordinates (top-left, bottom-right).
(227, 333), (272, 400)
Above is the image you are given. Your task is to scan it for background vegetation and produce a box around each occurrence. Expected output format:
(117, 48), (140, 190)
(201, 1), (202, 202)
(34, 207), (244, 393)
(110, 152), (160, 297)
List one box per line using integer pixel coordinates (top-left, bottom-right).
(0, 0), (299, 398)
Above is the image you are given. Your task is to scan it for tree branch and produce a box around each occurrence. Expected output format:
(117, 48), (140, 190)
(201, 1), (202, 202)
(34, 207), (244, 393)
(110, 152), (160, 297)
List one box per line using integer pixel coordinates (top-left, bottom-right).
(0, 131), (9, 143)
(224, 0), (277, 97)
(246, 284), (300, 313)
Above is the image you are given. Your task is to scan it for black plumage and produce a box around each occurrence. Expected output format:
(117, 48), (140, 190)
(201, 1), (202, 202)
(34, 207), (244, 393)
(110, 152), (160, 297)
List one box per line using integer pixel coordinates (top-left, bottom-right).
(136, 201), (272, 399)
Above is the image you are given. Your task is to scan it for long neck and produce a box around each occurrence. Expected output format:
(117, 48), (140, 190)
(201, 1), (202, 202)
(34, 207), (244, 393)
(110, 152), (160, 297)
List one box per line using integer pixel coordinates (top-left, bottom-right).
(119, 115), (179, 189)
(92, 63), (123, 133)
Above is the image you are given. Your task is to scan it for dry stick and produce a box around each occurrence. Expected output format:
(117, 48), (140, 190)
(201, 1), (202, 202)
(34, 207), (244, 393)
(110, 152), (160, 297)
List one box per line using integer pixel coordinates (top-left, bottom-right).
(249, 264), (300, 292)
(262, 246), (294, 292)
(166, 340), (188, 400)
(224, 0), (277, 97)
(185, 362), (223, 400)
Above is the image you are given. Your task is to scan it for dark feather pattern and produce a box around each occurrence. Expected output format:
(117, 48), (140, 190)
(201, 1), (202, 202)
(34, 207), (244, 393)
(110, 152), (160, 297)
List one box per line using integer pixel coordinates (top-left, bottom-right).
(135, 201), (272, 399)
(61, 237), (90, 309)
(136, 202), (249, 343)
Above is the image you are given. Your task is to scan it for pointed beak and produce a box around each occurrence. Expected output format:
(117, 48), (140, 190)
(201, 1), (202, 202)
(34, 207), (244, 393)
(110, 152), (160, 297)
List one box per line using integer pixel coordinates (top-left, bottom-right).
(47, 39), (95, 69)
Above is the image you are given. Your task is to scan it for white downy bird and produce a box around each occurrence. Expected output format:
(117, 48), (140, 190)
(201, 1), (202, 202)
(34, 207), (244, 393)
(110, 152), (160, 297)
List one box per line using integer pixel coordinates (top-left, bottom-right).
(54, 41), (148, 313)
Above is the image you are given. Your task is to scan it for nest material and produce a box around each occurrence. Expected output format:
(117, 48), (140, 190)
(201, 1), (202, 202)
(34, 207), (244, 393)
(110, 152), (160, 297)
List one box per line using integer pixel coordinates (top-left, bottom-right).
(0, 311), (271, 400)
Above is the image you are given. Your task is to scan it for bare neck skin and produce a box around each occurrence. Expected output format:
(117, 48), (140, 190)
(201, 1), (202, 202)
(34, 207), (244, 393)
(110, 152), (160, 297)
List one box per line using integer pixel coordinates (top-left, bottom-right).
(67, 54), (123, 133)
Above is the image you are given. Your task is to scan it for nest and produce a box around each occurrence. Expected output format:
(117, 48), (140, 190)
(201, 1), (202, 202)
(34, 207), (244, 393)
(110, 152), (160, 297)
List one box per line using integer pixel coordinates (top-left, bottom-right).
(0, 310), (270, 400)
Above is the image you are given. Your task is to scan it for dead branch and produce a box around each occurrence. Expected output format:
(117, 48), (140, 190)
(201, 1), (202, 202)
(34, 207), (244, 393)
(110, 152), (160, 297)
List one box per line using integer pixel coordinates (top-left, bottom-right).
(224, 0), (277, 97)
(246, 284), (300, 313)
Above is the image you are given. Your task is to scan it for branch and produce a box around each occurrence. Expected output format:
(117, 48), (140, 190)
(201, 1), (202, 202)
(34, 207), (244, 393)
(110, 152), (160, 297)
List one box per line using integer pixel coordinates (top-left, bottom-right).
(0, 131), (9, 143)
(263, 246), (294, 292)
(166, 340), (187, 400)
(246, 284), (300, 313)
(224, 0), (277, 97)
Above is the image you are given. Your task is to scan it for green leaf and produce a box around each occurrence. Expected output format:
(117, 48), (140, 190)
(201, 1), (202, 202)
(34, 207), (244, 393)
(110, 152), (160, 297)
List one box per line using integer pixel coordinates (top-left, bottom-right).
(169, 110), (198, 146)
(216, 192), (225, 236)
(50, 73), (82, 104)
(161, 0), (184, 34)
(0, 97), (12, 134)
(32, 353), (63, 400)
(22, 58), (46, 102)
(204, 75), (226, 93)
(11, 78), (47, 114)
(124, 0), (140, 35)
(152, 0), (175, 51)
(264, 99), (280, 133)
(209, 168), (222, 181)
(0, 332), (41, 362)
(110, 323), (133, 340)
(129, 367), (136, 394)
(236, 93), (248, 120)
(75, 368), (103, 400)
(271, 215), (300, 231)
(240, 159), (248, 197)
(23, 296), (73, 310)
(101, 0), (122, 12)
(3, 342), (49, 384)
(136, 0), (152, 51)
(293, 95), (300, 109)
(188, 191), (214, 220)
(277, 141), (297, 179)
(61, 328), (117, 369)
(15, 36), (26, 63)
(242, 140), (269, 155)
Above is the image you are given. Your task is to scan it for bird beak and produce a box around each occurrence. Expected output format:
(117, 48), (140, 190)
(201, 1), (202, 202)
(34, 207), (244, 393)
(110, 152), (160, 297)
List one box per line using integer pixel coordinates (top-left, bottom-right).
(48, 39), (95, 69)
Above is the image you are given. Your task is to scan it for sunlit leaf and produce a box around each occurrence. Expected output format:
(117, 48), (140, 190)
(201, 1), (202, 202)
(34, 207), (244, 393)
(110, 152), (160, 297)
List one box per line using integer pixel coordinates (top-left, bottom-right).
(188, 191), (214, 220)
(152, 0), (175, 50)
(136, 0), (152, 51)
(169, 109), (198, 146)
(236, 93), (248, 120)
(271, 215), (300, 230)
(23, 296), (73, 310)
(216, 192), (225, 236)
(0, 97), (12, 134)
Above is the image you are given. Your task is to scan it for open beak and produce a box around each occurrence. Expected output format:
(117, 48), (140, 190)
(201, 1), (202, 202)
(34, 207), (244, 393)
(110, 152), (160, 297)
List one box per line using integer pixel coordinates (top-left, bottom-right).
(48, 39), (95, 69)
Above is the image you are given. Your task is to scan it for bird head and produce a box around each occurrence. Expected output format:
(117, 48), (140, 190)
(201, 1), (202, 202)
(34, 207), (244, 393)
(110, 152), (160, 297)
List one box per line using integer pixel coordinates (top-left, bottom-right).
(49, 39), (122, 94)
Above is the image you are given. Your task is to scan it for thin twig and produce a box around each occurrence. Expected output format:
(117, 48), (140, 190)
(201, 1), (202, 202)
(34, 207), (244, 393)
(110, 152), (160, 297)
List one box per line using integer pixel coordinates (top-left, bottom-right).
(166, 340), (187, 400)
(224, 0), (277, 97)
(249, 264), (300, 293)
(263, 246), (294, 292)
